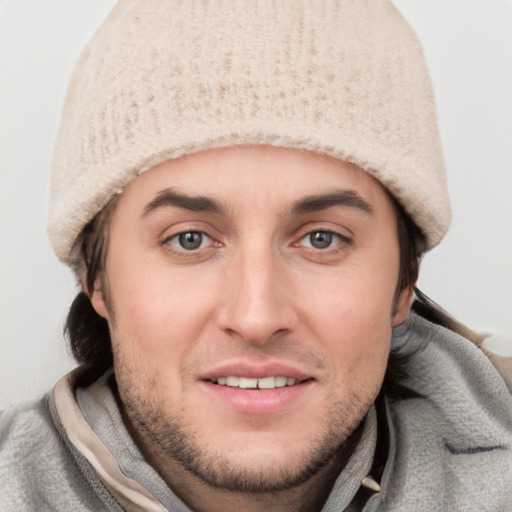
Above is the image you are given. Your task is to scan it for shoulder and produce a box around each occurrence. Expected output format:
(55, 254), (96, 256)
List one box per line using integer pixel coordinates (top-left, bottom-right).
(409, 296), (512, 393)
(488, 353), (512, 391)
(380, 313), (512, 511)
(0, 395), (105, 511)
(1, 395), (55, 454)
(395, 310), (512, 405)
(404, 313), (512, 421)
(482, 333), (512, 393)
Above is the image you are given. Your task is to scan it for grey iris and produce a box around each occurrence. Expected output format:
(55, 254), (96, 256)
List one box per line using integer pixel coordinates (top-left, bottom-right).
(179, 232), (203, 250)
(310, 232), (332, 249)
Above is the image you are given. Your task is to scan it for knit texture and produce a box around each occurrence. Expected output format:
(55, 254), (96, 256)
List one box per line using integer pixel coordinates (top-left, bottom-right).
(48, 0), (451, 264)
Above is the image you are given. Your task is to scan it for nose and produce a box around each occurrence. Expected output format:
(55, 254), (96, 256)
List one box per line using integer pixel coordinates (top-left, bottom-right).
(216, 247), (298, 345)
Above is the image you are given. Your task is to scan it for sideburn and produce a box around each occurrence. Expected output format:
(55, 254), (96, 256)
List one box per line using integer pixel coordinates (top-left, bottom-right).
(80, 195), (119, 323)
(389, 193), (427, 311)
(65, 195), (119, 382)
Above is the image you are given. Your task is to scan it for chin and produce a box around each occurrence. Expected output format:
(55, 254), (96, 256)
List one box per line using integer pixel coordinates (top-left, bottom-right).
(120, 379), (373, 493)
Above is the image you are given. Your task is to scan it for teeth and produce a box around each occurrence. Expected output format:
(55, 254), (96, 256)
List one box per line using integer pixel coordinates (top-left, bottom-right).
(239, 377), (258, 389)
(275, 377), (287, 387)
(226, 376), (239, 386)
(258, 376), (276, 389)
(214, 376), (299, 389)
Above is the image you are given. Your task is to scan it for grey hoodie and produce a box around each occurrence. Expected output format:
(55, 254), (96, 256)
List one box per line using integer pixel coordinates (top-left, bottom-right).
(1, 312), (511, 511)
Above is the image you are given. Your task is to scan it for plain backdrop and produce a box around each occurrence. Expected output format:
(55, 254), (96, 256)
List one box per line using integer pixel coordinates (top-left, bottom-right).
(1, 0), (511, 410)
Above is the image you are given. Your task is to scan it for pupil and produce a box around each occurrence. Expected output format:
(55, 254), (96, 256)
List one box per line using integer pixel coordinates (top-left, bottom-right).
(310, 232), (332, 249)
(179, 232), (202, 250)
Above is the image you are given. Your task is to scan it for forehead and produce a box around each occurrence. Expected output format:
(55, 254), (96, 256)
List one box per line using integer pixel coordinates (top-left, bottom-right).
(118, 145), (393, 215)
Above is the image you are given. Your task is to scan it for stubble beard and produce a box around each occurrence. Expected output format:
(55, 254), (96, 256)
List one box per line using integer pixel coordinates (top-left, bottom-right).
(116, 368), (374, 494)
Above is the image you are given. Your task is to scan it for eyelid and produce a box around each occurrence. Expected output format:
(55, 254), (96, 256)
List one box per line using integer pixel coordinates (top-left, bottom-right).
(157, 219), (222, 244)
(299, 229), (350, 247)
(293, 221), (352, 241)
(159, 224), (223, 260)
(164, 230), (214, 250)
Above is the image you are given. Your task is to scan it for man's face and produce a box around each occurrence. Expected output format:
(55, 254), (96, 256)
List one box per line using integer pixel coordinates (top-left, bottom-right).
(92, 145), (412, 492)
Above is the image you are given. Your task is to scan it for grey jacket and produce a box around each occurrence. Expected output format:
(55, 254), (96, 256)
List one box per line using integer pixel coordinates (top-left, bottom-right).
(1, 312), (512, 511)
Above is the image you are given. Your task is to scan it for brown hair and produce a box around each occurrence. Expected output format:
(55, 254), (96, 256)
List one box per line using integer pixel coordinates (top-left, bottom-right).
(65, 196), (118, 382)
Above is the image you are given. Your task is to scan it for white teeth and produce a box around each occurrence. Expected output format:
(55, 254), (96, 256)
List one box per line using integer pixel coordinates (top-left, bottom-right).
(257, 376), (276, 389)
(214, 376), (300, 389)
(239, 377), (258, 389)
(226, 376), (239, 387)
(275, 376), (287, 387)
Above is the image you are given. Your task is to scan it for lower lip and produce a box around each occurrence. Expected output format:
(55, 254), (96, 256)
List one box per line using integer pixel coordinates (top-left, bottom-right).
(201, 380), (314, 415)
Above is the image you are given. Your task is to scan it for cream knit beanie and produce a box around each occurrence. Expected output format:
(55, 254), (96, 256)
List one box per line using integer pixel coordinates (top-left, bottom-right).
(48, 0), (450, 264)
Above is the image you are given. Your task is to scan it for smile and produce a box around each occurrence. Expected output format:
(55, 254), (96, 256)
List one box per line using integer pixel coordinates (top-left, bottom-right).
(203, 375), (314, 414)
(212, 376), (299, 389)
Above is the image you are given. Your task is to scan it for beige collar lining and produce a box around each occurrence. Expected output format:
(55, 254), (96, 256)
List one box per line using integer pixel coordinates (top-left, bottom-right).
(53, 370), (167, 512)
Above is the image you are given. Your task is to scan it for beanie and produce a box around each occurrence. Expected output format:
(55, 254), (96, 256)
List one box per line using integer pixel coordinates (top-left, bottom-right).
(48, 0), (451, 265)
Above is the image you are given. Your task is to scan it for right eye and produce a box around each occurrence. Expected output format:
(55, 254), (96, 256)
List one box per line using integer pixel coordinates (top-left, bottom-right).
(298, 230), (349, 250)
(165, 231), (213, 251)
(303, 231), (335, 249)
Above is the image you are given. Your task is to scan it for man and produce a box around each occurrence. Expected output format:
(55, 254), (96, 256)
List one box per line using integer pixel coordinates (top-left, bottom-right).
(1, 1), (511, 511)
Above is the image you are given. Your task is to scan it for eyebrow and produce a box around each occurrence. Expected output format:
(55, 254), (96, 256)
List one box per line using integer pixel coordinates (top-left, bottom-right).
(143, 187), (373, 218)
(143, 188), (227, 216)
(289, 190), (373, 216)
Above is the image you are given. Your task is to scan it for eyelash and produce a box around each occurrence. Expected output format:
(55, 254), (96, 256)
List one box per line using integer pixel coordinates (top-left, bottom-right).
(296, 229), (352, 252)
(163, 231), (217, 254)
(161, 228), (352, 258)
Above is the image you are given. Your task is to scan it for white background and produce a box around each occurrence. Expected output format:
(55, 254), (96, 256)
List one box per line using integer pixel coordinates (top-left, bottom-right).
(1, 1), (511, 409)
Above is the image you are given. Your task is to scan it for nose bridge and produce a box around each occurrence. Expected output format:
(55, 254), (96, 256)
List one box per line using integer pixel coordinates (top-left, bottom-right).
(219, 237), (295, 343)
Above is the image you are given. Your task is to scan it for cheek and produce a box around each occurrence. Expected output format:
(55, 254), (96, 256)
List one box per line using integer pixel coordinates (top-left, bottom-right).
(106, 258), (219, 361)
(296, 261), (396, 381)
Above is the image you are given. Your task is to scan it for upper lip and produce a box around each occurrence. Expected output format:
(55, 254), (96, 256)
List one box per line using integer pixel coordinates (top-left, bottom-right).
(199, 362), (314, 382)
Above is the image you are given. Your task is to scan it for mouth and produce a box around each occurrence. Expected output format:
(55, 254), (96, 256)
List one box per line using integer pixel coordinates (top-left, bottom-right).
(209, 376), (306, 389)
(200, 365), (315, 414)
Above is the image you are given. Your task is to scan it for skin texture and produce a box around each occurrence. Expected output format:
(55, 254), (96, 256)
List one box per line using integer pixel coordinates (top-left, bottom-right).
(91, 145), (413, 512)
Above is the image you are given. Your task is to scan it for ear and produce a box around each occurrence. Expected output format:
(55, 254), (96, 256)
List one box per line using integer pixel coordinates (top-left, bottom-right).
(392, 285), (415, 327)
(90, 288), (111, 321)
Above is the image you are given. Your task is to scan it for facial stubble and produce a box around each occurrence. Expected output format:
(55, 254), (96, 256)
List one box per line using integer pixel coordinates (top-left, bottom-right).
(102, 277), (386, 495)
(114, 353), (378, 495)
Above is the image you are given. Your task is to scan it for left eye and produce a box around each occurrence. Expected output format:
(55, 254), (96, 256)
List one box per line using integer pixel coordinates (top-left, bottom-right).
(300, 231), (344, 249)
(166, 231), (212, 251)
